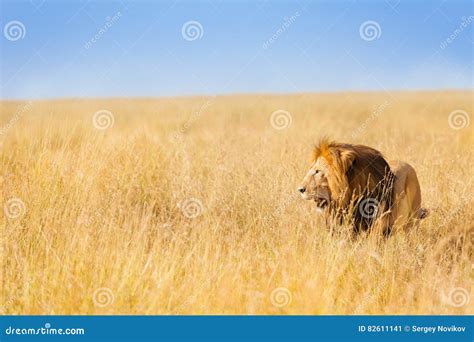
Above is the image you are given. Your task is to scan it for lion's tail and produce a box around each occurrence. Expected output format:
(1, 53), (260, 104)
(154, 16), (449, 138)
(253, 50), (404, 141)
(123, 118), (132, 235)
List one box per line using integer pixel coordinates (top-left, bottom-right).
(418, 207), (430, 219)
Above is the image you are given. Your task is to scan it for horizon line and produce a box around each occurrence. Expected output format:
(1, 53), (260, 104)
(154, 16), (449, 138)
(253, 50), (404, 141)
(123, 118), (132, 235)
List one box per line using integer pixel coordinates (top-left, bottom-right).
(0, 87), (472, 102)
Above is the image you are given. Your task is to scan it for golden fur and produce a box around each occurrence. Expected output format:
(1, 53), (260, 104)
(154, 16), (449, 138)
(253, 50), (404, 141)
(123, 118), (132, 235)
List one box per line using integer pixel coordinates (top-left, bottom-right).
(300, 139), (427, 234)
(389, 160), (429, 229)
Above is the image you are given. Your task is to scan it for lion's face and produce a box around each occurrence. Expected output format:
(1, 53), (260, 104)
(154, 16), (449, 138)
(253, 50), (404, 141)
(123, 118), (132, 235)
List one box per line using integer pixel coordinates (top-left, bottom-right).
(298, 157), (332, 212)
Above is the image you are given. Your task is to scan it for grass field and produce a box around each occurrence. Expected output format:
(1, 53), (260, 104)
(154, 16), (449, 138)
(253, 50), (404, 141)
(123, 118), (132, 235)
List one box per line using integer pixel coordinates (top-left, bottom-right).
(1, 91), (472, 314)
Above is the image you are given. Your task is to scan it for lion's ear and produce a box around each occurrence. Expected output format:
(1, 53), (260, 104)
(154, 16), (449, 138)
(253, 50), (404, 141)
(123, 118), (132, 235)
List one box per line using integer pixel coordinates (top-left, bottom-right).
(339, 149), (356, 173)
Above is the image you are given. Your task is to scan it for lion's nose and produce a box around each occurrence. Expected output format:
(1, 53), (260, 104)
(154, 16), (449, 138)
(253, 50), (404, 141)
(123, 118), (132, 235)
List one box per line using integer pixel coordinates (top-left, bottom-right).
(298, 187), (306, 194)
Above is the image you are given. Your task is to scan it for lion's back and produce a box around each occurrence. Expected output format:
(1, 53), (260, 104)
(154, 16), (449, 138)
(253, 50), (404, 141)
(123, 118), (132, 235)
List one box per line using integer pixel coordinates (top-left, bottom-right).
(389, 159), (427, 228)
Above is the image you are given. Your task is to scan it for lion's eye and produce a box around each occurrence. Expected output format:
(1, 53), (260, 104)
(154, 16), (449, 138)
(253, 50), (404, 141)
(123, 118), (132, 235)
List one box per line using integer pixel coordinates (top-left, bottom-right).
(311, 170), (320, 176)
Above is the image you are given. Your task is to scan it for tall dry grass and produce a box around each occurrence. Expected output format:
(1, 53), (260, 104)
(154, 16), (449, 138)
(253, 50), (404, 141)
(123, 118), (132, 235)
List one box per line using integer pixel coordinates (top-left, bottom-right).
(1, 91), (473, 314)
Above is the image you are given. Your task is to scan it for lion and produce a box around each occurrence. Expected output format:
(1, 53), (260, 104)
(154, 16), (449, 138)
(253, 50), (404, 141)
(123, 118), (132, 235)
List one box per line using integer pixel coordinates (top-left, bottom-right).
(298, 139), (428, 234)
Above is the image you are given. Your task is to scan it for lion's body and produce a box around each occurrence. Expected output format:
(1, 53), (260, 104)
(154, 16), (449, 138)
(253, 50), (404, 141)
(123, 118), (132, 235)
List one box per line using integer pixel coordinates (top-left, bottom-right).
(389, 160), (428, 230)
(299, 139), (428, 234)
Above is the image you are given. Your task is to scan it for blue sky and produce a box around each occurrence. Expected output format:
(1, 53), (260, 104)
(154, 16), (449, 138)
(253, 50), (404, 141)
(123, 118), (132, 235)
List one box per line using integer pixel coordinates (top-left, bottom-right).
(0, 0), (472, 99)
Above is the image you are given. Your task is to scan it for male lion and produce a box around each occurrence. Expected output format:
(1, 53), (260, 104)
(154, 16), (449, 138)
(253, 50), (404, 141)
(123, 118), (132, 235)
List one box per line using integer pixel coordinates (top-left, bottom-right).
(298, 139), (428, 234)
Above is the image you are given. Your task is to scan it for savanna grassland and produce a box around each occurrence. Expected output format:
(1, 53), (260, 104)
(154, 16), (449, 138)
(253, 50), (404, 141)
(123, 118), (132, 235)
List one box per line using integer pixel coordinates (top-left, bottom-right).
(1, 91), (473, 315)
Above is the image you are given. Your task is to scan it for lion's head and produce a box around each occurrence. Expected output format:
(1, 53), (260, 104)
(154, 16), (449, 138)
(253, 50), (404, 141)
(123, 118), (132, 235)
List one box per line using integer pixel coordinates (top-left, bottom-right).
(298, 139), (395, 231)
